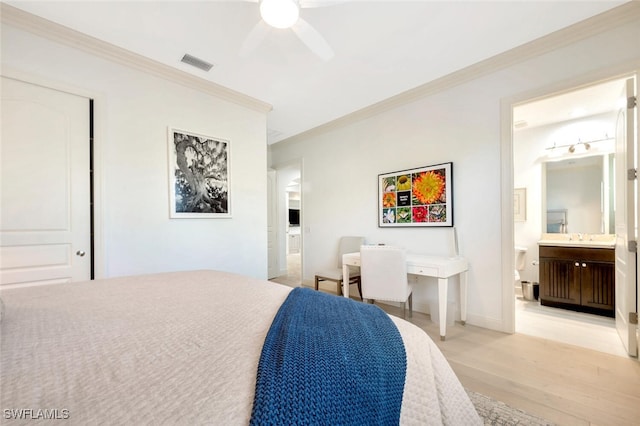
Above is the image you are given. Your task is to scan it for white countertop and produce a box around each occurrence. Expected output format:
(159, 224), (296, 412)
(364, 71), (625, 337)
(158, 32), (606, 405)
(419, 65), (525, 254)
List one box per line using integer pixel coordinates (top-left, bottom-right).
(537, 233), (615, 249)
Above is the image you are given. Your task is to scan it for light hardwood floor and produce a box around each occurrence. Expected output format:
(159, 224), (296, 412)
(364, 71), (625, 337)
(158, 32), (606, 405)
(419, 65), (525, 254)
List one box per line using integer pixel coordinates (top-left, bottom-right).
(270, 271), (640, 426)
(394, 308), (640, 426)
(516, 296), (627, 357)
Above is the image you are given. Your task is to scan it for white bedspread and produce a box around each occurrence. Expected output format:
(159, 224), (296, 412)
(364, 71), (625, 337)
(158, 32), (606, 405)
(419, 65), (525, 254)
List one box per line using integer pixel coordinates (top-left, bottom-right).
(0, 270), (479, 425)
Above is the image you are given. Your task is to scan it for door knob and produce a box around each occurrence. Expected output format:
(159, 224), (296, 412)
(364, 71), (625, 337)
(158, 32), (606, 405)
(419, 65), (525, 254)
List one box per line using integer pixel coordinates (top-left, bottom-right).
(574, 262), (580, 267)
(582, 263), (587, 267)
(76, 250), (86, 257)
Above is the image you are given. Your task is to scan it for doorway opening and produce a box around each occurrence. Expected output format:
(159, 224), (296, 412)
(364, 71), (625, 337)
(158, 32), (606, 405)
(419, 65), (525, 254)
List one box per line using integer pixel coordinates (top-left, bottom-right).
(512, 76), (632, 357)
(284, 177), (302, 284)
(269, 162), (303, 287)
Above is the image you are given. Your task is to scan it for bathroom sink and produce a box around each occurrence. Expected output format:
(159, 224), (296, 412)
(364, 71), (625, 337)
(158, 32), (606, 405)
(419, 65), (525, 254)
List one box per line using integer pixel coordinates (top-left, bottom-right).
(537, 233), (616, 248)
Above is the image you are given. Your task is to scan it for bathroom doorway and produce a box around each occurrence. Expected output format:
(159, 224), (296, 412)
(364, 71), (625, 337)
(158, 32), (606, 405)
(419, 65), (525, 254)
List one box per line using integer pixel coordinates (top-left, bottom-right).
(512, 76), (636, 357)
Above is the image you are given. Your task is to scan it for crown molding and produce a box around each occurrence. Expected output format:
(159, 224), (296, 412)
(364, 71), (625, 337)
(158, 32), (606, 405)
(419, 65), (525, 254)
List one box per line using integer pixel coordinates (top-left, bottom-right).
(272, 1), (640, 149)
(0, 3), (272, 114)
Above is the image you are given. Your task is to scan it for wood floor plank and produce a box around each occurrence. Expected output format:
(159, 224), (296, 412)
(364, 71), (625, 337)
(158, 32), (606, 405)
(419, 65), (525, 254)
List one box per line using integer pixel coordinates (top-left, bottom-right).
(454, 364), (588, 426)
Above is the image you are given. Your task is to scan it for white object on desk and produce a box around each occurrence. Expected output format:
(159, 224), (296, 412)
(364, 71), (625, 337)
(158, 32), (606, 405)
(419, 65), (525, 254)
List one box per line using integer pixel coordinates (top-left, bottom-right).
(342, 251), (468, 341)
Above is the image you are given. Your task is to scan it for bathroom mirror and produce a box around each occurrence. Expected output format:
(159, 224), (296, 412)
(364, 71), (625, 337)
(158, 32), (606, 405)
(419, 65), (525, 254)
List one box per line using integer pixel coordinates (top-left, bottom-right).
(543, 153), (614, 234)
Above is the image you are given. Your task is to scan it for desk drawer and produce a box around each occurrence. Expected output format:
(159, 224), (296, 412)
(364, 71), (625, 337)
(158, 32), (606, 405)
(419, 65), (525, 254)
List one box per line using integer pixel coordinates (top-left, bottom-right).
(407, 265), (438, 276)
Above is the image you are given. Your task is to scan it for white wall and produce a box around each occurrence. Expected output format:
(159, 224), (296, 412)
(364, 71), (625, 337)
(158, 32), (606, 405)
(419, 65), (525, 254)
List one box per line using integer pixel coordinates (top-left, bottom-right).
(270, 11), (640, 331)
(2, 22), (270, 279)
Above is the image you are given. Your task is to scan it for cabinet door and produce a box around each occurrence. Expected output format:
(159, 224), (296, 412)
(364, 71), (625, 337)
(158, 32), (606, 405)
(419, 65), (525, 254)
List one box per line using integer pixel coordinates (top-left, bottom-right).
(539, 258), (581, 305)
(288, 234), (300, 254)
(581, 261), (615, 311)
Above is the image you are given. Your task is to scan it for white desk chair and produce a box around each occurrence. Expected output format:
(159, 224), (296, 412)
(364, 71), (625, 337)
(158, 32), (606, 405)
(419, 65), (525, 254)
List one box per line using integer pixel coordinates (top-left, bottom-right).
(360, 245), (413, 318)
(315, 236), (365, 298)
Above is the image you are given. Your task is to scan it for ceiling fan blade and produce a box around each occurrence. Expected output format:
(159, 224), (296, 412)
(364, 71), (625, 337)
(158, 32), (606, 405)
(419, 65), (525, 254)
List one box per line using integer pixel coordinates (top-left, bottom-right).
(291, 18), (334, 61)
(239, 20), (271, 57)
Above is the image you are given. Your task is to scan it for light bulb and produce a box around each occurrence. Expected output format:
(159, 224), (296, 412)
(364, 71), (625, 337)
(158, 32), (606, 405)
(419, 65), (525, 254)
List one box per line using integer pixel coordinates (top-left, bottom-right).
(260, 0), (300, 29)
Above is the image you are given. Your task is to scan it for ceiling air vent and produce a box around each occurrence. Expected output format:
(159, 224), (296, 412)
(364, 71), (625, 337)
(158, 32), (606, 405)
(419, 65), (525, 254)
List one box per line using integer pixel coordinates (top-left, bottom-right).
(181, 54), (214, 72)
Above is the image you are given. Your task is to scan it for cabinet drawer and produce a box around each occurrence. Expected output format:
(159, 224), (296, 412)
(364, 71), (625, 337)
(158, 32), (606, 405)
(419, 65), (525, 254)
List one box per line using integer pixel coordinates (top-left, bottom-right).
(407, 265), (438, 276)
(539, 246), (614, 262)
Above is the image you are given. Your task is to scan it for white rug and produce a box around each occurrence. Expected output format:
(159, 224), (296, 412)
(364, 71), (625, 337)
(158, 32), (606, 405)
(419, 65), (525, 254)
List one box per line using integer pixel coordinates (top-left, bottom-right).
(466, 390), (554, 426)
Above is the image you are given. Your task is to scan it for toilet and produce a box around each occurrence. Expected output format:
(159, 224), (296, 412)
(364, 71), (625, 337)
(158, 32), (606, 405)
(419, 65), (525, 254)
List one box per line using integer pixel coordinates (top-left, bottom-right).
(514, 246), (527, 292)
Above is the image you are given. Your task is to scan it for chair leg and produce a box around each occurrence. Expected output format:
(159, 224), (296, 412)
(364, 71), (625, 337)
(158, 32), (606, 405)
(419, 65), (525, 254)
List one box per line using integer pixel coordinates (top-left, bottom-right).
(356, 278), (362, 300)
(314, 276), (319, 291)
(337, 280), (342, 296)
(409, 293), (413, 318)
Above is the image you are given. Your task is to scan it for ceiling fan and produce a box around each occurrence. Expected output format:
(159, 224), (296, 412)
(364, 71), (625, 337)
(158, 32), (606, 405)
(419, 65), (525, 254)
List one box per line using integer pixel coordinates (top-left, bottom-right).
(238, 0), (338, 61)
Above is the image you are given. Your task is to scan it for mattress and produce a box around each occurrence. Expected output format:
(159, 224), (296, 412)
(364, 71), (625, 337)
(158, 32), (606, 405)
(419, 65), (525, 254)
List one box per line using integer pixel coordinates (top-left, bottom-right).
(0, 270), (480, 425)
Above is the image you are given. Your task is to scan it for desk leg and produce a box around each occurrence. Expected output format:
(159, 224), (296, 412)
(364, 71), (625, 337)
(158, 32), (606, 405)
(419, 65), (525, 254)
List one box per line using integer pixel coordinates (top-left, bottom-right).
(342, 263), (350, 299)
(438, 278), (448, 341)
(460, 270), (467, 326)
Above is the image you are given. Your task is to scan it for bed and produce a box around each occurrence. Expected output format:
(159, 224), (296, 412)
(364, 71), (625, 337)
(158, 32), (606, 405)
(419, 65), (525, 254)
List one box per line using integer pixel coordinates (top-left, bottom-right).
(0, 270), (480, 425)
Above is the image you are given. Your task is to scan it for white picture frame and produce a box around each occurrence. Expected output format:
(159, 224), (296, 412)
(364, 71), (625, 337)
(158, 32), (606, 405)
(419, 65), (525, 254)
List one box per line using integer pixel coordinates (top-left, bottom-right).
(514, 187), (526, 222)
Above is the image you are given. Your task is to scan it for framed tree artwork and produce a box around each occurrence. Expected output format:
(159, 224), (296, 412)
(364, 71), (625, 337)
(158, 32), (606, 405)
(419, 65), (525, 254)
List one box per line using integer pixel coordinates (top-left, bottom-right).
(168, 128), (231, 218)
(378, 162), (453, 227)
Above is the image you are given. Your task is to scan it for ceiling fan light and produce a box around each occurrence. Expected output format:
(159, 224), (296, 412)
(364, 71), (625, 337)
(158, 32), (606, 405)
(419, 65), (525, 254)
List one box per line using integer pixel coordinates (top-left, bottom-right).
(260, 0), (299, 29)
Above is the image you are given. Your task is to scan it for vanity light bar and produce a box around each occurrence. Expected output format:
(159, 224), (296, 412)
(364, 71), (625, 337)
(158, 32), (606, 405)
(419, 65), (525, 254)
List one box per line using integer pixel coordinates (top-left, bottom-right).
(546, 135), (613, 151)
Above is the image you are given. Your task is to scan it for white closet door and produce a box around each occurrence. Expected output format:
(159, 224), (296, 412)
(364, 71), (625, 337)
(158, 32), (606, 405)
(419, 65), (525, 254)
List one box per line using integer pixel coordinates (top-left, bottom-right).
(1, 77), (91, 288)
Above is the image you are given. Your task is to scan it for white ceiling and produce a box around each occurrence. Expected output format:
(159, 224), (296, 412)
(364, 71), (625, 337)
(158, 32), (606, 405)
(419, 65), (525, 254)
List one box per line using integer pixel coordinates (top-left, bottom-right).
(5, 0), (629, 144)
(513, 77), (627, 131)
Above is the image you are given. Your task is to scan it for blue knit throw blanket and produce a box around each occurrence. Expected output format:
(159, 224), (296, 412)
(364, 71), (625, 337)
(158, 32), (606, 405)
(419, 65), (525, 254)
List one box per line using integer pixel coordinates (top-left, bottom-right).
(250, 287), (407, 425)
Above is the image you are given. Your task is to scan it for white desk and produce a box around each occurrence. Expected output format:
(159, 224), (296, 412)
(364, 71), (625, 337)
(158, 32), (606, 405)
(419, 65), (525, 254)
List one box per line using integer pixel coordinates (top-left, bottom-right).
(342, 252), (468, 341)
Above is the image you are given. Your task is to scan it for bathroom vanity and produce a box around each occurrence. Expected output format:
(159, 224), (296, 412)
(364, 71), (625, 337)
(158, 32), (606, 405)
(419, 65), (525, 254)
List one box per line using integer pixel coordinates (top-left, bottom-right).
(538, 234), (615, 317)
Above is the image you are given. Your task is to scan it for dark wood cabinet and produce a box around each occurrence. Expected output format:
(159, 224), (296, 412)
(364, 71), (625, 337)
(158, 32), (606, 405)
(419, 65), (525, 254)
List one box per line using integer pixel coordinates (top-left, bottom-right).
(539, 245), (614, 317)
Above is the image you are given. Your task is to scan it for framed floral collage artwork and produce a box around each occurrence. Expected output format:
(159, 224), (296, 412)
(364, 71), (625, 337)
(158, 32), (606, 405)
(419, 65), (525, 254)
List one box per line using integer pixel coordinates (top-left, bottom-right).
(378, 162), (453, 227)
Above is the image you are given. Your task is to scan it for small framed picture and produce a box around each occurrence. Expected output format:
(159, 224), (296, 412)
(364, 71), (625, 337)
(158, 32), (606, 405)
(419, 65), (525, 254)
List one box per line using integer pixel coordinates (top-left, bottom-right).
(168, 127), (231, 218)
(514, 187), (526, 222)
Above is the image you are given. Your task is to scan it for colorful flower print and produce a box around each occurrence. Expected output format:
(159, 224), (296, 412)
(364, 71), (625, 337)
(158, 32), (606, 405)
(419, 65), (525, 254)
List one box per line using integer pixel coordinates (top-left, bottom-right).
(397, 207), (411, 223)
(412, 170), (445, 205)
(428, 204), (446, 222)
(396, 175), (411, 191)
(382, 208), (396, 223)
(412, 206), (428, 223)
(382, 177), (396, 193)
(382, 192), (396, 207)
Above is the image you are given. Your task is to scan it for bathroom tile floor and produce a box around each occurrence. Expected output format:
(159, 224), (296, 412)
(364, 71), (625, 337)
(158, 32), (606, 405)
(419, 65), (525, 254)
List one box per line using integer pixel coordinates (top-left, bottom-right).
(515, 295), (628, 357)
